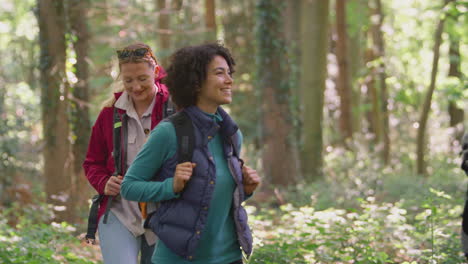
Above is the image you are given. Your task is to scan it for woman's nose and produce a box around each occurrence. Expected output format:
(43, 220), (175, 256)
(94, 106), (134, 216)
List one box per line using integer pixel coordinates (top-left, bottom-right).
(225, 74), (233, 83)
(131, 83), (142, 91)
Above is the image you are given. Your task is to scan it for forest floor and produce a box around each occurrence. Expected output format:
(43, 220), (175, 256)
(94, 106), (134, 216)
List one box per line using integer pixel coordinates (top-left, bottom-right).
(2, 154), (467, 263)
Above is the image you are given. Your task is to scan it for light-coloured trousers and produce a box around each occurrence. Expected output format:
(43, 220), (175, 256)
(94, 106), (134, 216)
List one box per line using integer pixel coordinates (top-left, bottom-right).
(98, 211), (154, 264)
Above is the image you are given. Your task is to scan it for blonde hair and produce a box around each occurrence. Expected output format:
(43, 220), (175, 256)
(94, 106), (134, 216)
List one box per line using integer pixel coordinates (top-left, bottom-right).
(101, 85), (124, 108)
(102, 43), (159, 108)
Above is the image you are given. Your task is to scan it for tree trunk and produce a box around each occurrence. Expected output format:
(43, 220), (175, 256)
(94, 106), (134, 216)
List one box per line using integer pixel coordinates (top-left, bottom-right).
(172, 0), (183, 11)
(96, 0), (109, 23)
(68, 0), (92, 223)
(205, 0), (217, 41)
(157, 0), (171, 67)
(447, 34), (464, 138)
(364, 47), (383, 144)
(37, 0), (73, 222)
(256, 0), (298, 186)
(349, 33), (362, 135)
(283, 0), (302, 175)
(300, 0), (329, 181)
(336, 0), (353, 141)
(173, 1), (202, 47)
(370, 0), (390, 164)
(416, 0), (452, 176)
(284, 0), (300, 44)
(220, 0), (259, 157)
(0, 77), (8, 205)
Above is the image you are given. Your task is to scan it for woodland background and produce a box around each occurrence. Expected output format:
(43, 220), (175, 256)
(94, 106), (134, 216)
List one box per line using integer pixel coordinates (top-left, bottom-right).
(0, 0), (467, 263)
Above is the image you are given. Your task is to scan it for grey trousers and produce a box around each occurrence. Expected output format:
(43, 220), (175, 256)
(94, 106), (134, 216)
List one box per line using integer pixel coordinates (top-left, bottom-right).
(98, 211), (154, 264)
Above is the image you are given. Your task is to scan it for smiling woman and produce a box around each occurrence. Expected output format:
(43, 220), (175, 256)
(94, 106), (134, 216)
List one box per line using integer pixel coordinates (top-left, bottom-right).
(196, 55), (234, 113)
(120, 62), (159, 115)
(121, 43), (261, 264)
(83, 42), (170, 264)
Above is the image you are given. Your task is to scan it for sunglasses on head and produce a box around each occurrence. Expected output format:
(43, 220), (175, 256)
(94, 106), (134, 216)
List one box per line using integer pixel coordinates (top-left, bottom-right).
(116, 47), (150, 60)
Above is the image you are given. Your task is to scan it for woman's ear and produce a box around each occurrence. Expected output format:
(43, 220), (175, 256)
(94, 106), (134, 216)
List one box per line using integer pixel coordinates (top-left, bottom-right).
(154, 65), (160, 77)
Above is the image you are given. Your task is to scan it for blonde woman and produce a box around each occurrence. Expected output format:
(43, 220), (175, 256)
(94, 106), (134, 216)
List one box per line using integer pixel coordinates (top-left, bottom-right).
(83, 43), (170, 264)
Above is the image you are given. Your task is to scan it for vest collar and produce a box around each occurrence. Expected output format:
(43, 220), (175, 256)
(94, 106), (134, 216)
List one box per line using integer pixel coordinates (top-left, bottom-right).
(184, 106), (238, 140)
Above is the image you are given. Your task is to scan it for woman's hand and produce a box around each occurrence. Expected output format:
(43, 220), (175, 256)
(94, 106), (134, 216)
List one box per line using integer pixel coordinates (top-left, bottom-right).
(242, 165), (260, 195)
(104, 175), (123, 196)
(173, 162), (196, 193)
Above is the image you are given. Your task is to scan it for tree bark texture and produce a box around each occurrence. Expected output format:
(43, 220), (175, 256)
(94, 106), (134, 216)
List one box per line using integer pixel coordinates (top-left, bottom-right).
(221, 0), (259, 155)
(68, 0), (92, 223)
(256, 0), (298, 186)
(364, 47), (383, 144)
(447, 35), (464, 136)
(348, 22), (364, 136)
(336, 0), (354, 141)
(157, 0), (171, 67)
(283, 0), (302, 174)
(416, 0), (452, 175)
(37, 0), (73, 222)
(300, 0), (329, 181)
(370, 0), (390, 164)
(205, 0), (217, 41)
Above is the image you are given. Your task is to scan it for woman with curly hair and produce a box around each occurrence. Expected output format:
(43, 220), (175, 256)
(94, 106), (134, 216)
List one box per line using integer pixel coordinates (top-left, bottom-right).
(121, 43), (260, 264)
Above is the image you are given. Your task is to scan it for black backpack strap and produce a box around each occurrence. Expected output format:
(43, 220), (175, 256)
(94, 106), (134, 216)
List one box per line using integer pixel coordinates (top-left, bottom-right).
(143, 111), (193, 229)
(85, 107), (131, 242)
(85, 194), (104, 244)
(103, 108), (127, 224)
(461, 133), (468, 259)
(229, 131), (244, 168)
(230, 131), (240, 158)
(461, 133), (468, 175)
(163, 97), (176, 119)
(168, 111), (195, 163)
(112, 107), (126, 175)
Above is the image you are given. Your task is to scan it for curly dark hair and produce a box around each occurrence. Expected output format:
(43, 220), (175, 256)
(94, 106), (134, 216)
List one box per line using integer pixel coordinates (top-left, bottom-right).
(164, 43), (235, 108)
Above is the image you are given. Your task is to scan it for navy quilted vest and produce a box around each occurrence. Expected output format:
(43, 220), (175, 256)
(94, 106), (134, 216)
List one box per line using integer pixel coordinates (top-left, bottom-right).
(148, 106), (253, 260)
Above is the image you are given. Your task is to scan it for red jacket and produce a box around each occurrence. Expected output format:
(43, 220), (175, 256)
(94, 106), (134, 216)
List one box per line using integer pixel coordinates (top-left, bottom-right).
(83, 75), (170, 221)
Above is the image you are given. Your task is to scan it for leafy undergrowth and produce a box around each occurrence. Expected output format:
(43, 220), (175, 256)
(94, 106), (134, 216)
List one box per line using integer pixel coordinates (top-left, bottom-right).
(247, 191), (465, 264)
(246, 147), (467, 264)
(2, 193), (465, 264)
(1, 149), (466, 263)
(0, 203), (102, 264)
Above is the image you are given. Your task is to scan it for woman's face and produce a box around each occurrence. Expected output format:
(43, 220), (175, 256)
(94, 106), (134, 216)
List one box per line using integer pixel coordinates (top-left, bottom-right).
(121, 62), (158, 105)
(197, 55), (233, 113)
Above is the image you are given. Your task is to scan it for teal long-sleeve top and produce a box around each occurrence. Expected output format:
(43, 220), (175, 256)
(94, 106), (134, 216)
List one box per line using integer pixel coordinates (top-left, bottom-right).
(121, 112), (243, 264)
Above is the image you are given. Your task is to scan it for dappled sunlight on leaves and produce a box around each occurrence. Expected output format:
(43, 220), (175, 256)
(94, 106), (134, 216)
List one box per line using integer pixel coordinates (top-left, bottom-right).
(0, 201), (102, 264)
(249, 196), (465, 263)
(263, 145), (465, 263)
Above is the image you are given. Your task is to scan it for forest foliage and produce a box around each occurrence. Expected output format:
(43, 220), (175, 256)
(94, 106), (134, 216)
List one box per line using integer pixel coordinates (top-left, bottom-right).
(0, 0), (467, 263)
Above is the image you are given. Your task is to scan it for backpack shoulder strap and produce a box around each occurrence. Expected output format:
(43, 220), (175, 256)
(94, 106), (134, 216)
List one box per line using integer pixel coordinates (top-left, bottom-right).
(113, 107), (126, 175)
(168, 111), (195, 163)
(163, 97), (176, 119)
(104, 107), (127, 224)
(86, 107), (127, 237)
(461, 133), (468, 175)
(85, 194), (104, 243)
(230, 131), (241, 158)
